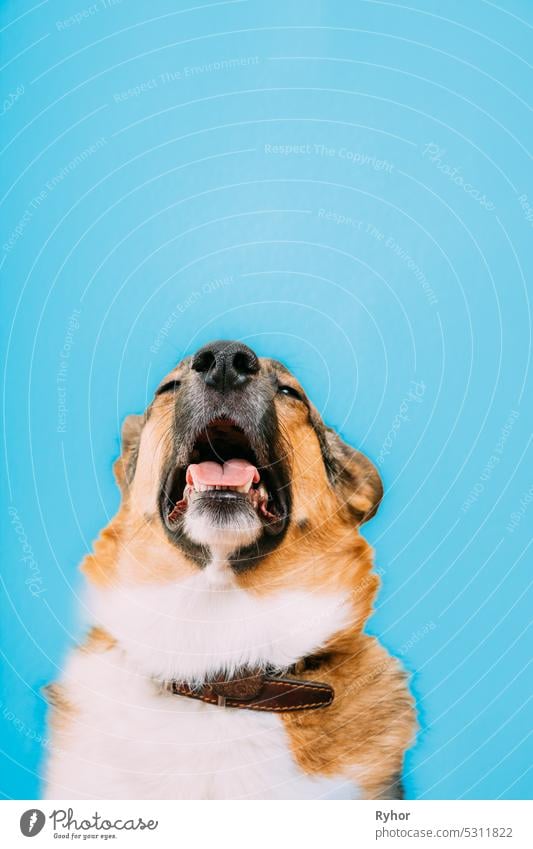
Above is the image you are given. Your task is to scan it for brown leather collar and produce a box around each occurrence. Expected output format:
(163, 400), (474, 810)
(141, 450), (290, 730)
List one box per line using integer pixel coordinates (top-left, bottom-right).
(168, 666), (334, 713)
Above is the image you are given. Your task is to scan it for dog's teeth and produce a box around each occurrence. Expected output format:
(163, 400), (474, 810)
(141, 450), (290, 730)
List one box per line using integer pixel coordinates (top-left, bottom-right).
(192, 481), (257, 493)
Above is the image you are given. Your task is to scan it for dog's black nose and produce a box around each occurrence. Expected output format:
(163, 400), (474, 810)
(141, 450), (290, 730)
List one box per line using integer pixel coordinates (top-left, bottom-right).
(191, 340), (259, 391)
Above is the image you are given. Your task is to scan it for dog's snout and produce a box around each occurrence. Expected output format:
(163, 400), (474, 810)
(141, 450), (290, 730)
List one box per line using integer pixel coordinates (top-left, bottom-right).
(191, 340), (259, 392)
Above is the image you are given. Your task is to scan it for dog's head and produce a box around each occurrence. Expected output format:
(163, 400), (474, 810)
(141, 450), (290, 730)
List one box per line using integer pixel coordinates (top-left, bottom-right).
(112, 340), (382, 577)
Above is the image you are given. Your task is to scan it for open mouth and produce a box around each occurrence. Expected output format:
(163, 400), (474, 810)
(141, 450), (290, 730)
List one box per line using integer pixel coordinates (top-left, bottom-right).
(161, 419), (287, 536)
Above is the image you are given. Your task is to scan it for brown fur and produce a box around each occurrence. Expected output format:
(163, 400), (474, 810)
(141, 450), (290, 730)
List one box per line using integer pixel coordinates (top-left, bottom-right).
(80, 626), (116, 653)
(235, 399), (415, 794)
(66, 355), (416, 798)
(282, 635), (415, 798)
(43, 684), (74, 732)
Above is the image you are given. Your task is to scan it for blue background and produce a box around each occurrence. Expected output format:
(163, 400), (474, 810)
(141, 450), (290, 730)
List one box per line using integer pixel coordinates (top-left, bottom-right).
(1, 0), (531, 801)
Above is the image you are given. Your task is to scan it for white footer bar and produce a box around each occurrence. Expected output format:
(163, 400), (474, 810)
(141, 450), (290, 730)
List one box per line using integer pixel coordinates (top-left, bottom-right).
(1, 799), (531, 848)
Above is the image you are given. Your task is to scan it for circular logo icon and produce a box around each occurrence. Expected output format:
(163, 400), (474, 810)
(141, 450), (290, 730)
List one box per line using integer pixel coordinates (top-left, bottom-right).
(20, 809), (46, 837)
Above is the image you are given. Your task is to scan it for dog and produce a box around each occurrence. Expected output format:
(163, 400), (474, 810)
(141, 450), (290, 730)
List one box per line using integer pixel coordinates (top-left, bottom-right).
(44, 340), (416, 800)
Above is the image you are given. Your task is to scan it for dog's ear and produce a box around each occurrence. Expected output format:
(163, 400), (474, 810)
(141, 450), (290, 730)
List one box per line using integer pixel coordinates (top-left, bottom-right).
(310, 406), (383, 524)
(113, 414), (144, 493)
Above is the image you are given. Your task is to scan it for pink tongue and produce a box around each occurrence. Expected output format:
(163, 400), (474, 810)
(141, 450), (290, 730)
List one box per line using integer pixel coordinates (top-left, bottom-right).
(186, 458), (260, 488)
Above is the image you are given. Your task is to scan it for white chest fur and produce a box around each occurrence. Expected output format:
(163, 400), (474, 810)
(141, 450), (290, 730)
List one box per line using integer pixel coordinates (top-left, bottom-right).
(85, 563), (354, 684)
(45, 566), (361, 800)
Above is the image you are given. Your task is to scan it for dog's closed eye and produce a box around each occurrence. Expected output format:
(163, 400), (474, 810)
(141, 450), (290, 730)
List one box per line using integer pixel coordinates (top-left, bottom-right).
(278, 385), (302, 400)
(155, 380), (181, 396)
